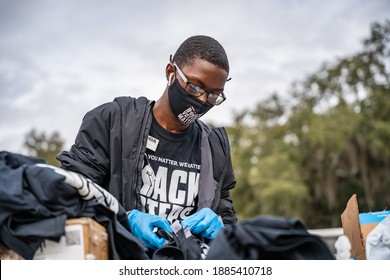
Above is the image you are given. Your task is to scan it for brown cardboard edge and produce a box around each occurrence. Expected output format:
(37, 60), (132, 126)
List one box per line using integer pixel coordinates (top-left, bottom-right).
(65, 217), (108, 260)
(340, 194), (366, 260)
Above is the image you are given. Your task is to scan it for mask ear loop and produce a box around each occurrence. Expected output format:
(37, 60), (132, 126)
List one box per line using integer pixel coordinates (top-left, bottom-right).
(167, 54), (175, 87)
(168, 73), (174, 87)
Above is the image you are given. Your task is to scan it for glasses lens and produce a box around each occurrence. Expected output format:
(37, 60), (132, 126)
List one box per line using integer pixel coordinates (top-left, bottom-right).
(207, 92), (226, 105)
(186, 83), (205, 97)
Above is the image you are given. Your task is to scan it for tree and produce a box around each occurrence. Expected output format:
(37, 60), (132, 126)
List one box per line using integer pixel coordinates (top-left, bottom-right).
(289, 20), (390, 226)
(228, 20), (390, 228)
(23, 129), (64, 167)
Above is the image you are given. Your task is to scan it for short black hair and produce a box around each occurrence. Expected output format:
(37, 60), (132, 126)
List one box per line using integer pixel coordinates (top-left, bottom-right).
(172, 35), (229, 73)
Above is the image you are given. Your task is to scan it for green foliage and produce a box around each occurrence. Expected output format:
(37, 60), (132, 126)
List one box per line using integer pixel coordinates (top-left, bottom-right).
(23, 129), (64, 167)
(228, 19), (390, 228)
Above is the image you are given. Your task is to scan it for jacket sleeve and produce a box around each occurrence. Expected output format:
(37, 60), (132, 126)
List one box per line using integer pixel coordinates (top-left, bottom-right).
(216, 152), (237, 225)
(210, 127), (238, 225)
(56, 102), (116, 187)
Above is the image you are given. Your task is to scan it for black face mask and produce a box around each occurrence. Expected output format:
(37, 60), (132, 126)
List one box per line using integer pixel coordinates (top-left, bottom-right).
(168, 79), (213, 125)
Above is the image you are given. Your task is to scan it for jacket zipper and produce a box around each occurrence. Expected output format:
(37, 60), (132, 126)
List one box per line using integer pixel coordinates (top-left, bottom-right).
(130, 101), (153, 210)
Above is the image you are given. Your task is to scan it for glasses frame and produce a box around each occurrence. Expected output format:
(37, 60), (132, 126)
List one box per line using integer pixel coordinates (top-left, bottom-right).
(173, 63), (226, 106)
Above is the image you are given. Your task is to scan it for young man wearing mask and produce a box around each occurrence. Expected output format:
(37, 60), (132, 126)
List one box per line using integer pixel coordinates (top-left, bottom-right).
(57, 35), (237, 252)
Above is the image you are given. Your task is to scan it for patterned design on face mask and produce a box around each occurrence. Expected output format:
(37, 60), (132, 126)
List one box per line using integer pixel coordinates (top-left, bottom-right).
(177, 106), (201, 126)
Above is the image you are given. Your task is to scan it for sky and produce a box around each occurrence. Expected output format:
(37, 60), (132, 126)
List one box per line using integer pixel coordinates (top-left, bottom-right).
(1, 0), (389, 153)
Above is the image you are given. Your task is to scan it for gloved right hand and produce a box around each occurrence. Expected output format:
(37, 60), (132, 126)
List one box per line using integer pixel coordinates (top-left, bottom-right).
(127, 209), (173, 250)
(181, 208), (224, 239)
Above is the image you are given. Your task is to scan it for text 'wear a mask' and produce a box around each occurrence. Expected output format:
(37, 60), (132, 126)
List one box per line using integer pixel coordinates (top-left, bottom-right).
(168, 79), (213, 125)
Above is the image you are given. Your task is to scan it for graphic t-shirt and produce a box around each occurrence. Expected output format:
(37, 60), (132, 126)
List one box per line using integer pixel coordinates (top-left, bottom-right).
(140, 115), (201, 223)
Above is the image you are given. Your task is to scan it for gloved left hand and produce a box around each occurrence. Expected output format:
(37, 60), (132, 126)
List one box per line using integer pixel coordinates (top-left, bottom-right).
(181, 208), (224, 239)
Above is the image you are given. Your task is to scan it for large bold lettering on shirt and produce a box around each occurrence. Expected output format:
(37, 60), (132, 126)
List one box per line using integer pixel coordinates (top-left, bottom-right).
(140, 164), (199, 222)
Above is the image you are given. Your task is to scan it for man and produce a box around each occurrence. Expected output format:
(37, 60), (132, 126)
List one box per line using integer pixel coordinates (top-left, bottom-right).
(57, 35), (237, 252)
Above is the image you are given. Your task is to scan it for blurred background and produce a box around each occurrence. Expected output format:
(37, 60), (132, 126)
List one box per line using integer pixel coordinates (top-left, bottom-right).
(1, 0), (389, 229)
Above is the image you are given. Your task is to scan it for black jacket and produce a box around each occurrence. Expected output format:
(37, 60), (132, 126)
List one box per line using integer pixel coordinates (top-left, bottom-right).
(57, 96), (237, 225)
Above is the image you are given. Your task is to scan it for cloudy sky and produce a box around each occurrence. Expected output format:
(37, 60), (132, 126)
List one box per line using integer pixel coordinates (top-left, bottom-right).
(1, 0), (389, 153)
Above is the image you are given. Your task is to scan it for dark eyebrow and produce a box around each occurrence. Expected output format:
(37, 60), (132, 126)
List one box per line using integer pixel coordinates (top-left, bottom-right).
(186, 74), (205, 87)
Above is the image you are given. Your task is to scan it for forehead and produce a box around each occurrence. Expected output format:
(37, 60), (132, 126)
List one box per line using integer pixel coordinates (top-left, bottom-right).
(180, 58), (228, 89)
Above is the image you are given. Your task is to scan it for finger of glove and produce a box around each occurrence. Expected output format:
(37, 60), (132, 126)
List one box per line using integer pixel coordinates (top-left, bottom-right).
(193, 212), (222, 235)
(201, 224), (222, 239)
(202, 231), (216, 240)
(143, 232), (167, 250)
(151, 217), (173, 233)
(181, 211), (203, 230)
(190, 219), (211, 235)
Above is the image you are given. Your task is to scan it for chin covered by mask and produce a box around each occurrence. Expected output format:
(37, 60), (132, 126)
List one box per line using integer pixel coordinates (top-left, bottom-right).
(168, 79), (213, 125)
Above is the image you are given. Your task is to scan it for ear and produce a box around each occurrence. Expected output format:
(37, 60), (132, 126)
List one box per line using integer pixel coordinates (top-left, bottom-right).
(165, 63), (175, 82)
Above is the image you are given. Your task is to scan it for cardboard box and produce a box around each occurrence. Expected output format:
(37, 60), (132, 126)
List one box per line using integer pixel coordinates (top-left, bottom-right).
(341, 194), (390, 260)
(0, 217), (109, 260)
(33, 217), (109, 260)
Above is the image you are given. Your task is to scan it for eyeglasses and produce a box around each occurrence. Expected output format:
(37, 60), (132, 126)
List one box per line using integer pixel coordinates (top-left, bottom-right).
(173, 63), (226, 106)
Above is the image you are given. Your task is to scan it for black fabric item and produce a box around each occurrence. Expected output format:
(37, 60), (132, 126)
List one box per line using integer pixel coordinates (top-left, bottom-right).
(0, 151), (45, 168)
(152, 227), (208, 260)
(152, 245), (185, 260)
(0, 151), (148, 260)
(206, 215), (335, 260)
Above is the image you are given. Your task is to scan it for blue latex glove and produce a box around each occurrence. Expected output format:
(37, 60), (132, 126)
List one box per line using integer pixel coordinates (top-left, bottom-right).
(181, 208), (224, 239)
(127, 209), (173, 250)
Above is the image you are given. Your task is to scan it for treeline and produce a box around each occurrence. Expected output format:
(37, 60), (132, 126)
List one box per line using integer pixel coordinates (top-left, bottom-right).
(227, 20), (390, 228)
